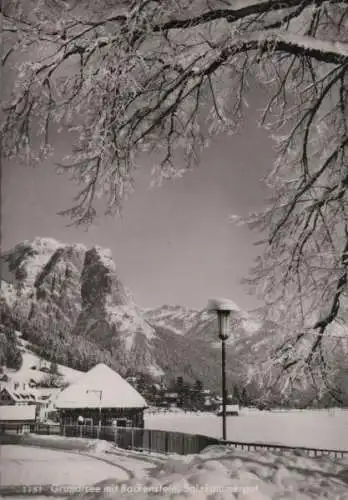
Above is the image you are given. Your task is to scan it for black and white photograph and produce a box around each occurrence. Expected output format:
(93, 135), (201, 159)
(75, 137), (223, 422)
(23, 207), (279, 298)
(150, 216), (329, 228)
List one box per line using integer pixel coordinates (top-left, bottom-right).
(1, 0), (348, 498)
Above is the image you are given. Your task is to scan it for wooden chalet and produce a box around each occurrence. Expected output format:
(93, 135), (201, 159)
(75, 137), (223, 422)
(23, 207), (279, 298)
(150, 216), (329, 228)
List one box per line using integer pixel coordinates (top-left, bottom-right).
(55, 364), (148, 428)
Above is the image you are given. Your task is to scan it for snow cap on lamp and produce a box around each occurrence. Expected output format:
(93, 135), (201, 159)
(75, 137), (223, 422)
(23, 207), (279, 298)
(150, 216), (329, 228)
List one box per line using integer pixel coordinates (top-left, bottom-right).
(206, 297), (239, 312)
(206, 298), (238, 340)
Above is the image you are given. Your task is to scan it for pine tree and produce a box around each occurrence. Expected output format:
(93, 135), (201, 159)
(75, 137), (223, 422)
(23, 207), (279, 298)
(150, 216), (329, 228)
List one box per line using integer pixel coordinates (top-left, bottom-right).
(49, 361), (59, 375)
(192, 379), (204, 410)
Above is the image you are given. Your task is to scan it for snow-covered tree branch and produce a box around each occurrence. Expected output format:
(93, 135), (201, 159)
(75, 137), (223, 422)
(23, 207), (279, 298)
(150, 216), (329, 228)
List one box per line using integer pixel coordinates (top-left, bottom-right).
(1, 0), (348, 393)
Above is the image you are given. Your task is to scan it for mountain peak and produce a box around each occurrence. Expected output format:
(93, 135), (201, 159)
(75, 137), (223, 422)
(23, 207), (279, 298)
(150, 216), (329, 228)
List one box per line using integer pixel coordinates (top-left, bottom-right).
(91, 245), (116, 267)
(26, 236), (64, 250)
(1, 237), (164, 378)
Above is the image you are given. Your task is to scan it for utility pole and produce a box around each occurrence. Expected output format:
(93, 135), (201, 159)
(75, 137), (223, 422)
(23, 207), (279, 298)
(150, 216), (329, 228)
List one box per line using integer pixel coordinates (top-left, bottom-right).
(86, 389), (103, 430)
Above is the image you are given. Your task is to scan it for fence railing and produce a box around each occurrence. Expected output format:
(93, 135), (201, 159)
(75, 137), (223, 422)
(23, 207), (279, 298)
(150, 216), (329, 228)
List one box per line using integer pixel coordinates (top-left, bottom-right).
(225, 441), (348, 459)
(30, 423), (348, 458)
(35, 422), (61, 435)
(59, 424), (219, 455)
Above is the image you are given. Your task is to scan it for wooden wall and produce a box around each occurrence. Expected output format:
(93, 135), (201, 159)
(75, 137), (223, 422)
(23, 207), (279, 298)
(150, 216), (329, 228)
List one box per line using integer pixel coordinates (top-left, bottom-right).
(59, 407), (145, 427)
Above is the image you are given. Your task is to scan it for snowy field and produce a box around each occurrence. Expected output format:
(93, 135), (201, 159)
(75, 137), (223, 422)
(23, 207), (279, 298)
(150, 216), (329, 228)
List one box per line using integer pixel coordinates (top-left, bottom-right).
(145, 410), (348, 451)
(101, 445), (348, 500)
(2, 441), (348, 500)
(0, 445), (128, 487)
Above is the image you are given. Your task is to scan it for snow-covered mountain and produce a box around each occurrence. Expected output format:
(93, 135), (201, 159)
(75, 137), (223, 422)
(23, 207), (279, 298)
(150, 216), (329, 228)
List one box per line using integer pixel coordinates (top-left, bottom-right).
(1, 237), (163, 378)
(146, 303), (348, 403)
(1, 237), (347, 401)
(143, 305), (202, 336)
(1, 237), (267, 392)
(144, 303), (276, 356)
(143, 303), (283, 388)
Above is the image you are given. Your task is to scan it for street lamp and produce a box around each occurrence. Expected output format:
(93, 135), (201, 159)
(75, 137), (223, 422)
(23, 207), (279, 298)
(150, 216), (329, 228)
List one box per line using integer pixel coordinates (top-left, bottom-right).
(86, 389), (103, 428)
(207, 298), (237, 441)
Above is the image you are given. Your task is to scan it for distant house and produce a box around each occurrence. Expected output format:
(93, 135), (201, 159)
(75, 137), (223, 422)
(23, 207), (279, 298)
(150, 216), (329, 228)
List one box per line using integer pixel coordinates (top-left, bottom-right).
(55, 364), (148, 428)
(216, 404), (239, 416)
(126, 376), (138, 387)
(158, 392), (179, 408)
(0, 387), (37, 406)
(0, 386), (62, 422)
(203, 398), (213, 409)
(0, 405), (36, 434)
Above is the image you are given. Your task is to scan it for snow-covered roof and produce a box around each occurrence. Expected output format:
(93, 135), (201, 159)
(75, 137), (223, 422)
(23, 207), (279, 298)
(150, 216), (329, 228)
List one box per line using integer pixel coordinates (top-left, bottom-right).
(0, 405), (36, 422)
(0, 387), (37, 403)
(55, 364), (148, 409)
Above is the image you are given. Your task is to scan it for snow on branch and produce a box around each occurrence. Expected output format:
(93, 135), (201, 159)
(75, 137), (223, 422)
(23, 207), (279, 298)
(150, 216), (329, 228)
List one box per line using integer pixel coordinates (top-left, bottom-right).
(1, 2), (348, 385)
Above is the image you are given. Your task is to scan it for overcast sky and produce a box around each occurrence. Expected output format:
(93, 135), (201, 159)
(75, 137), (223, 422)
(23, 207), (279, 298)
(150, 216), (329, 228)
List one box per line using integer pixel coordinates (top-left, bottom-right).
(2, 105), (272, 311)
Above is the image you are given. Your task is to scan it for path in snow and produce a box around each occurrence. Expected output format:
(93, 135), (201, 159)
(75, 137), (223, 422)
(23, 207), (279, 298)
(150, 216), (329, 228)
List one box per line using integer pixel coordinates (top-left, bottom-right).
(0, 445), (129, 487)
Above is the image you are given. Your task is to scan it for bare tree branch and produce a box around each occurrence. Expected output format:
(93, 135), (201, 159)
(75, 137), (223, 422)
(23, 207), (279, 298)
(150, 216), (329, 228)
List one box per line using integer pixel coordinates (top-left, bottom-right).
(2, 0), (348, 396)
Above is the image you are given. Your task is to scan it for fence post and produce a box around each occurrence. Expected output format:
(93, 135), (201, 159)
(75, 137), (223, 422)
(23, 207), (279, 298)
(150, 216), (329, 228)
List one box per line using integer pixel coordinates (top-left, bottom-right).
(165, 432), (169, 453)
(148, 429), (152, 451)
(142, 428), (145, 450)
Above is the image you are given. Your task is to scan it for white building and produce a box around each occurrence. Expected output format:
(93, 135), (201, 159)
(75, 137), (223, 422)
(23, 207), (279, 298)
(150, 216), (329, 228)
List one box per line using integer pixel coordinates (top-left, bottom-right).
(55, 363), (148, 427)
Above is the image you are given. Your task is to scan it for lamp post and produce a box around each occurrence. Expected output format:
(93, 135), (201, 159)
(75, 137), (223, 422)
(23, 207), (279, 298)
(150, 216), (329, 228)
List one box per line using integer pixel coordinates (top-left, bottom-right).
(86, 389), (103, 428)
(207, 298), (236, 441)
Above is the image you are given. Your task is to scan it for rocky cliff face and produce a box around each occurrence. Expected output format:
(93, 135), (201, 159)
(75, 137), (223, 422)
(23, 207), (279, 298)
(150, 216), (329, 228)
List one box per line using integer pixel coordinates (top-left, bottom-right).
(1, 238), (163, 376)
(72, 246), (161, 376)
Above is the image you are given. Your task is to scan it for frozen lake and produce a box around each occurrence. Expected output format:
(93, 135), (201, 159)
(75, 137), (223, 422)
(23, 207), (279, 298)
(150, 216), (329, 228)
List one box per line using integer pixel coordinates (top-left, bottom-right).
(145, 409), (348, 450)
(0, 445), (128, 487)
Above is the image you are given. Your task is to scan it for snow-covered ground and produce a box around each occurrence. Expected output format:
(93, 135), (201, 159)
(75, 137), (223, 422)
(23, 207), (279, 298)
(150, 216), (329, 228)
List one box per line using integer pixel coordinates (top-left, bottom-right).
(0, 445), (128, 486)
(2, 441), (348, 499)
(107, 445), (348, 500)
(145, 411), (348, 451)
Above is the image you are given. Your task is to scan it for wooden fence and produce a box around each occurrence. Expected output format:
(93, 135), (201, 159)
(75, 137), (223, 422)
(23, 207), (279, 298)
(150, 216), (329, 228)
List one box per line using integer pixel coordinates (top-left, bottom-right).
(35, 422), (61, 435)
(29, 423), (348, 458)
(225, 441), (348, 459)
(60, 424), (220, 455)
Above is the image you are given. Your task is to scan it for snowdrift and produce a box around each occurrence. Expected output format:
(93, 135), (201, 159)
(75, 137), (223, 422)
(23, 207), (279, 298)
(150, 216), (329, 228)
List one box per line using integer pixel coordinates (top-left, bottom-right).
(79, 445), (348, 499)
